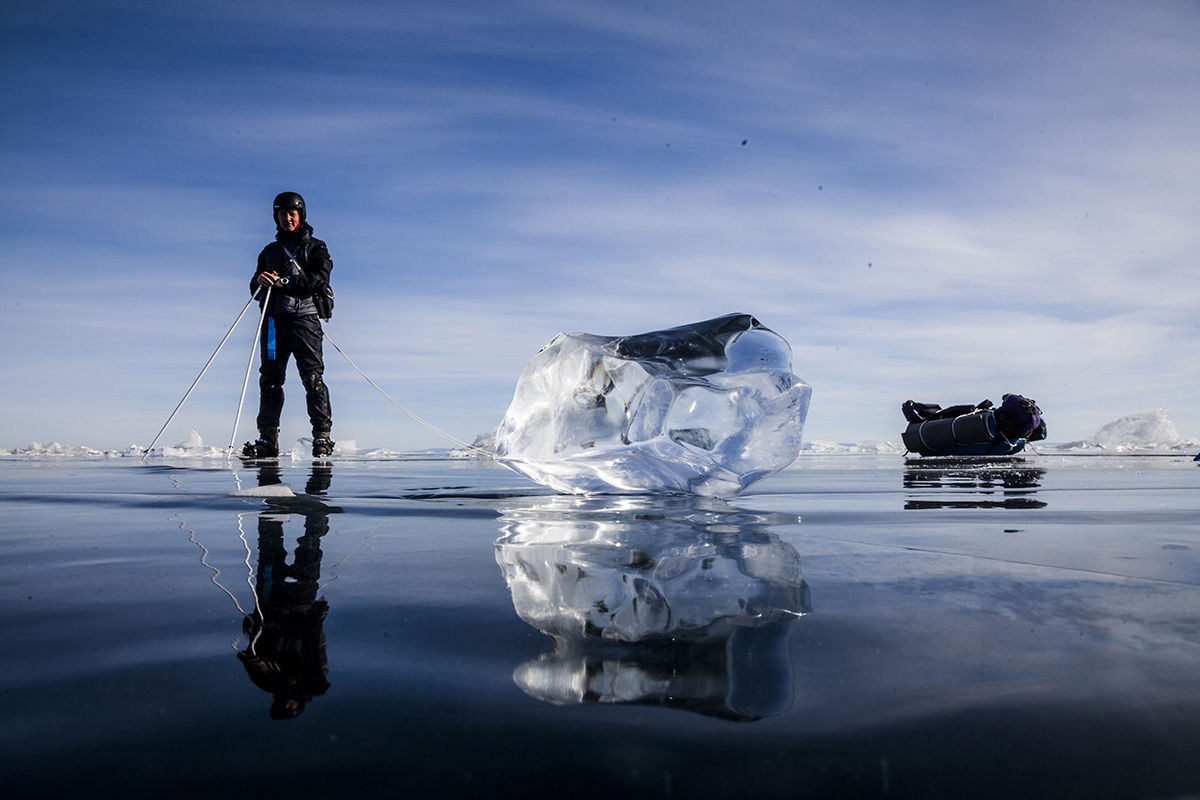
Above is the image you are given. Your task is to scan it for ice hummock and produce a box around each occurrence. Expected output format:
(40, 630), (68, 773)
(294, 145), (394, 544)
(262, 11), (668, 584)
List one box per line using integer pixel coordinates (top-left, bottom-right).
(494, 314), (812, 497)
(162, 428), (226, 458)
(1055, 410), (1200, 452)
(804, 440), (908, 454)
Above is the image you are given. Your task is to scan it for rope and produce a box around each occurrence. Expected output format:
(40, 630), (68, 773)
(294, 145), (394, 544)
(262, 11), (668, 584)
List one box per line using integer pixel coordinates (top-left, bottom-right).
(174, 513), (253, 618)
(237, 511), (267, 654)
(322, 329), (493, 456)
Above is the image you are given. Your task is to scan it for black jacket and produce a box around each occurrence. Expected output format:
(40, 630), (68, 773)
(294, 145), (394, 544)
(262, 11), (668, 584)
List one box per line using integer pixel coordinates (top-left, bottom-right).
(251, 225), (333, 318)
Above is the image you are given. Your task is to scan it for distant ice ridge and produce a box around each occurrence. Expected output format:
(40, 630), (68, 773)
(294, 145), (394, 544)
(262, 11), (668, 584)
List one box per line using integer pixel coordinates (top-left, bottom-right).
(0, 428), (383, 460)
(5, 412), (1197, 460)
(494, 314), (812, 497)
(448, 428), (498, 458)
(1052, 410), (1200, 452)
(803, 440), (907, 454)
(0, 442), (151, 458)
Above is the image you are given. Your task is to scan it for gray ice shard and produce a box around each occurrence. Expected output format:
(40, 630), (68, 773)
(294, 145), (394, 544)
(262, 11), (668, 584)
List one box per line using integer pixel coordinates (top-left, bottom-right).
(495, 314), (811, 496)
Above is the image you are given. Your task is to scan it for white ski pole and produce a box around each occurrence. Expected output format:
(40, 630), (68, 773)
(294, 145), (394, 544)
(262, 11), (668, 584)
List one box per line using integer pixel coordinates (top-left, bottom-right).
(142, 287), (263, 461)
(227, 286), (273, 460)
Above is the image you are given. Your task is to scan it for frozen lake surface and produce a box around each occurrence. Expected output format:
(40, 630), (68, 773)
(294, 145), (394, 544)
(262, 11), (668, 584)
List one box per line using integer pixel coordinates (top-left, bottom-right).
(2, 454), (1199, 798)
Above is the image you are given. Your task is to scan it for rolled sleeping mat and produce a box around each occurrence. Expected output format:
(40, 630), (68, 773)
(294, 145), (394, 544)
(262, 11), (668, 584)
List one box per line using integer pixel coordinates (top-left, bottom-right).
(902, 410), (997, 453)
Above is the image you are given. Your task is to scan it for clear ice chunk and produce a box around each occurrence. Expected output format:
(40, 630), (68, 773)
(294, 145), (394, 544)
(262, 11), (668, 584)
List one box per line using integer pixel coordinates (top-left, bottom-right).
(495, 314), (812, 496)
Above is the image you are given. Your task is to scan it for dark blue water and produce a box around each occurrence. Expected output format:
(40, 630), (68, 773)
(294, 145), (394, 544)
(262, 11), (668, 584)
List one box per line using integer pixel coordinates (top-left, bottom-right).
(2, 454), (1198, 798)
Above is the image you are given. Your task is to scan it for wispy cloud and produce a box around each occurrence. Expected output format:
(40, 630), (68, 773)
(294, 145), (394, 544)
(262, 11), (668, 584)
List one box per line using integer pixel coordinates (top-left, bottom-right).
(2, 0), (1198, 449)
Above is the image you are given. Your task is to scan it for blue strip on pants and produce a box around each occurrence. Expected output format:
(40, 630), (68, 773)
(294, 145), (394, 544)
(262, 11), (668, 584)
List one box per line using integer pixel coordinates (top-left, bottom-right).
(267, 318), (276, 360)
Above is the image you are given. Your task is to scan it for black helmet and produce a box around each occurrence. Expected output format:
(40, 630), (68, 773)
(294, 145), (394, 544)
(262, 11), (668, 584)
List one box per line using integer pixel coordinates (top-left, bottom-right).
(272, 192), (306, 225)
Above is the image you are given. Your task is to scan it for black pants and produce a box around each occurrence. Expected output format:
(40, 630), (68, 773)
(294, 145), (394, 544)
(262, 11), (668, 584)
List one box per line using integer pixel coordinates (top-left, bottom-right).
(256, 315), (332, 434)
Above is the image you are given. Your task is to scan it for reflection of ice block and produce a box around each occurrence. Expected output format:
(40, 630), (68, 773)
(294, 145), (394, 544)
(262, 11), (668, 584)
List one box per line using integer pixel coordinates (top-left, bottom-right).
(513, 622), (796, 721)
(495, 314), (812, 497)
(495, 496), (811, 720)
(495, 497), (811, 643)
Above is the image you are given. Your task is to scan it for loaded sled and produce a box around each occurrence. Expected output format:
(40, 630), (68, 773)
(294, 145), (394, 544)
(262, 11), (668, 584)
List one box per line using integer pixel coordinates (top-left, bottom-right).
(902, 395), (1046, 457)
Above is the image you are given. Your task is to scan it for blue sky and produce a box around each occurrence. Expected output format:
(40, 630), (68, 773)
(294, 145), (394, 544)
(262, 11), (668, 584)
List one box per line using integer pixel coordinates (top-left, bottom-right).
(3, 0), (1198, 451)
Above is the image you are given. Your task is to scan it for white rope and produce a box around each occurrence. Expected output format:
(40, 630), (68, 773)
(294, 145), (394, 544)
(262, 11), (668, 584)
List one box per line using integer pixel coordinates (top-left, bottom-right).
(174, 514), (253, 617)
(322, 329), (493, 456)
(237, 511), (267, 653)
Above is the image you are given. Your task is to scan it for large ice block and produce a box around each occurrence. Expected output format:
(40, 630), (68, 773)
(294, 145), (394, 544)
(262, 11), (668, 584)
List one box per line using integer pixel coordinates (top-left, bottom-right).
(495, 314), (811, 496)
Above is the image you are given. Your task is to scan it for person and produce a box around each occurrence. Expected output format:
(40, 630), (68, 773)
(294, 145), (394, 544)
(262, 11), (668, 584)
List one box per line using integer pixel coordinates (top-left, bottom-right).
(241, 192), (335, 459)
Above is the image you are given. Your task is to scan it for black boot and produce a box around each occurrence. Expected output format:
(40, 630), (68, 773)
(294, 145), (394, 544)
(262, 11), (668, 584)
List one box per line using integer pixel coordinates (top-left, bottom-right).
(241, 428), (279, 459)
(312, 431), (334, 458)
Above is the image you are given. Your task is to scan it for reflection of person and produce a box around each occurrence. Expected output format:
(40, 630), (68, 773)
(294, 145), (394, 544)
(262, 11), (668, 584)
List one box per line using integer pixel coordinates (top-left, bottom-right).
(251, 461), (332, 496)
(241, 191), (335, 460)
(304, 461), (333, 495)
(238, 464), (336, 719)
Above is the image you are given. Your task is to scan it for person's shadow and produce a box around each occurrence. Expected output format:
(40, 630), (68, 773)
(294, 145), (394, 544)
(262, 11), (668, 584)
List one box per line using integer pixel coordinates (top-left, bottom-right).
(237, 462), (341, 719)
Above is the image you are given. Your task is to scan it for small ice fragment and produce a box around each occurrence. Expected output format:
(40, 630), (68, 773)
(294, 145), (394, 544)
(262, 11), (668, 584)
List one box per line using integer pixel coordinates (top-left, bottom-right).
(230, 484), (295, 497)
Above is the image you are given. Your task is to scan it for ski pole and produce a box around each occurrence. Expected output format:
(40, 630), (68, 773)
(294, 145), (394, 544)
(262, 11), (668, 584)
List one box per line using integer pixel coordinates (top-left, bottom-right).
(227, 286), (273, 460)
(142, 287), (263, 461)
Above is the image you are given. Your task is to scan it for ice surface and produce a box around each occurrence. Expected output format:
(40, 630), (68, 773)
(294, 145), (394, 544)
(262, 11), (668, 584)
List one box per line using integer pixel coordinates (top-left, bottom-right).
(494, 314), (812, 496)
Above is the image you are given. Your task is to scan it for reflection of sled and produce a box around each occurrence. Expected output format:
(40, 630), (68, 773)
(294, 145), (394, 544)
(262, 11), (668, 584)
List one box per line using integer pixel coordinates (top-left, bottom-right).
(902, 396), (1045, 457)
(903, 457), (1047, 509)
